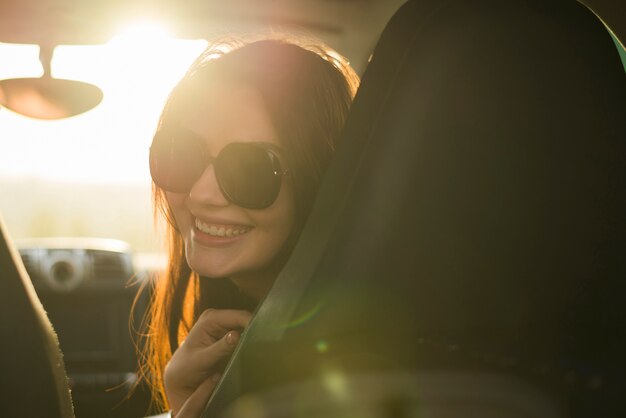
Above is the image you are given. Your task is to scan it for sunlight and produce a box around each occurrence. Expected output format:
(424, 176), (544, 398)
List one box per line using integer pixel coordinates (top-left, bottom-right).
(0, 43), (42, 78)
(0, 22), (208, 185)
(111, 21), (172, 45)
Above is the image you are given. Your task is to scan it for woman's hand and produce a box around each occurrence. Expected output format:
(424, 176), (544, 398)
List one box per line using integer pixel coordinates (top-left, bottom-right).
(164, 309), (252, 418)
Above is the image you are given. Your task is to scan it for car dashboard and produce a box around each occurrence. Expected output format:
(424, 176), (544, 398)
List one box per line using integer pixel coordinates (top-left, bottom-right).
(17, 238), (151, 418)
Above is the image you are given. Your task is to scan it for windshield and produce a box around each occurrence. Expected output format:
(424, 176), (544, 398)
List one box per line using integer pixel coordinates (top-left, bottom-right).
(0, 25), (208, 256)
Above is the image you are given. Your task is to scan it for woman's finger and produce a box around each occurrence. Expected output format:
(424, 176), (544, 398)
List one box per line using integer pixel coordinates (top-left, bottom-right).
(193, 330), (241, 373)
(164, 330), (241, 414)
(175, 373), (222, 418)
(186, 309), (252, 347)
(171, 330), (240, 380)
(164, 310), (250, 415)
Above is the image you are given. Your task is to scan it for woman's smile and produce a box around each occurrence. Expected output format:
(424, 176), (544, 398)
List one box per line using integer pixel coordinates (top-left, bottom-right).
(192, 216), (254, 247)
(194, 218), (252, 239)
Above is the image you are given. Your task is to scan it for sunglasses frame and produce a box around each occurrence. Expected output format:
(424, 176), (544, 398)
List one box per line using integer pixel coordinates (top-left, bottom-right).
(149, 128), (289, 209)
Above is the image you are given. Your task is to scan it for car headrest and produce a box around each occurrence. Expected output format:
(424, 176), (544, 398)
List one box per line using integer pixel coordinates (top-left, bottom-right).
(206, 0), (626, 415)
(0, 216), (74, 417)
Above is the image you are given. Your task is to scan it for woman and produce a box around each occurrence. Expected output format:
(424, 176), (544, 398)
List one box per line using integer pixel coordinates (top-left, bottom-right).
(139, 36), (359, 417)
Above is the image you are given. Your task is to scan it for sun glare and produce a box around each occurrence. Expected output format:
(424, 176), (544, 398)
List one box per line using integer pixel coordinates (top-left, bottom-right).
(111, 21), (172, 45)
(0, 21), (208, 185)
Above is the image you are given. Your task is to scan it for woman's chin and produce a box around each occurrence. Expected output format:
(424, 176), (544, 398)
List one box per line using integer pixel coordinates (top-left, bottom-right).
(188, 259), (234, 279)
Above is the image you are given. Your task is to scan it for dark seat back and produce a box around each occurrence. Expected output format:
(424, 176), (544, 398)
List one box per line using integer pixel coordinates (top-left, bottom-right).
(0, 217), (74, 418)
(208, 0), (626, 416)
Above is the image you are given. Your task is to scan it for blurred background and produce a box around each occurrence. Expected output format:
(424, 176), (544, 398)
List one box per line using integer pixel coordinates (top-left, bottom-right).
(0, 29), (207, 256)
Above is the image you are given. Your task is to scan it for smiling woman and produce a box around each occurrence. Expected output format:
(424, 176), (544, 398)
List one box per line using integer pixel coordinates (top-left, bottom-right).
(165, 83), (297, 300)
(139, 36), (359, 416)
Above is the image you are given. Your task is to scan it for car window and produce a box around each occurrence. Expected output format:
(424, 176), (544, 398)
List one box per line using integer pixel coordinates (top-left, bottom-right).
(0, 29), (207, 259)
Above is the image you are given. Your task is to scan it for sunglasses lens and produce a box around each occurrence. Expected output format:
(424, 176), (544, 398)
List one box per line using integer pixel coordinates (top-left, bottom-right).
(215, 143), (282, 209)
(149, 131), (206, 193)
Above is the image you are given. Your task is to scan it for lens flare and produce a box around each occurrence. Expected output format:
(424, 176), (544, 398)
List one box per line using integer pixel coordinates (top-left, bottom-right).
(275, 301), (323, 330)
(316, 340), (330, 354)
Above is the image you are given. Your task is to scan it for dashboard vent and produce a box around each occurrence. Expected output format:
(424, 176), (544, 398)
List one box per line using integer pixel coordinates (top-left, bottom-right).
(90, 250), (132, 281)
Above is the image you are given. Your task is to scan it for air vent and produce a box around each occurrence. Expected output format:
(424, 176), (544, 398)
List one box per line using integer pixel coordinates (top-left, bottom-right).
(90, 250), (132, 281)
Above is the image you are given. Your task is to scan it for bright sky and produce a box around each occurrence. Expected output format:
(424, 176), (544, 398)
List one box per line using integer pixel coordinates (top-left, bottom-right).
(0, 22), (208, 185)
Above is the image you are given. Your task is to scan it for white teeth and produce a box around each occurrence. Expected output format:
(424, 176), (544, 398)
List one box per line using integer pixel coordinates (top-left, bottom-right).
(195, 218), (249, 237)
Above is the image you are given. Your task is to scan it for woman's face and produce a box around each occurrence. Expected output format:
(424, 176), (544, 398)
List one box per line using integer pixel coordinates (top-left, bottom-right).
(166, 83), (296, 300)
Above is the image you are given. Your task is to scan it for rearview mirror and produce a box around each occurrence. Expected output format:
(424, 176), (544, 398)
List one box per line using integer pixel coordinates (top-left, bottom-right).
(0, 45), (102, 119)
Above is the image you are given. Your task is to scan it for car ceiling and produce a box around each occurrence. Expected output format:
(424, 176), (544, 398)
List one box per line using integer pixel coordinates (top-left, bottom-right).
(0, 0), (407, 74)
(0, 0), (623, 74)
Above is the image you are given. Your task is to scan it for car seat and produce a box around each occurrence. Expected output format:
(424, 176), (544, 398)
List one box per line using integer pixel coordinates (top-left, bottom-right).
(207, 0), (626, 416)
(0, 216), (74, 417)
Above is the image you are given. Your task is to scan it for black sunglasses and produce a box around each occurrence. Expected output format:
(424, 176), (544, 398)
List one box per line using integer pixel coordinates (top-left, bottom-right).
(149, 129), (288, 209)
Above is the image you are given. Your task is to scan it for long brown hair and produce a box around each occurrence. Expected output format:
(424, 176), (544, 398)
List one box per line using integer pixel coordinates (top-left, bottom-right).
(136, 35), (359, 412)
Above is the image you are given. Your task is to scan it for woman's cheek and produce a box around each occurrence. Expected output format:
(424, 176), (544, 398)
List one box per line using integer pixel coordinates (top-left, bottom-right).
(166, 192), (191, 232)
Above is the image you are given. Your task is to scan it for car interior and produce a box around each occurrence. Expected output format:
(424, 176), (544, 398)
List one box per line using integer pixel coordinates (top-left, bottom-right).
(0, 0), (624, 418)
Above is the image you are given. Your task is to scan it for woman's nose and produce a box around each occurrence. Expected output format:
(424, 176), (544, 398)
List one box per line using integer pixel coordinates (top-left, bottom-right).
(188, 165), (230, 207)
